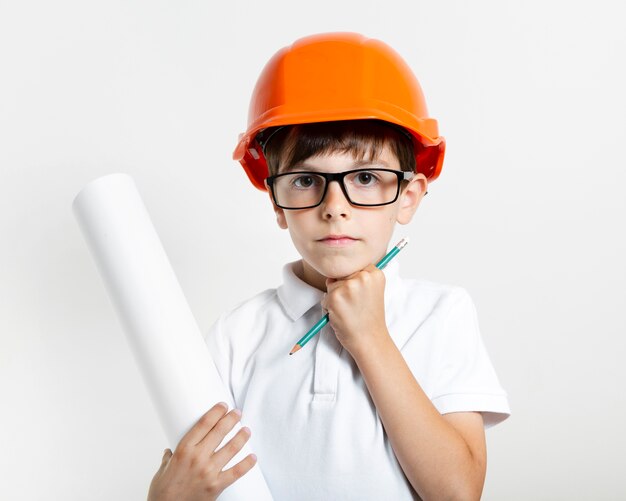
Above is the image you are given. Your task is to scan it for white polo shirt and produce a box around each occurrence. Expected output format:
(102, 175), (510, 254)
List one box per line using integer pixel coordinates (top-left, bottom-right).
(204, 259), (510, 500)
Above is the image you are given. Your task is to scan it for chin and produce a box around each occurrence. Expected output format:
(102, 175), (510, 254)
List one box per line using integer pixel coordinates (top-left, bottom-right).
(313, 255), (368, 280)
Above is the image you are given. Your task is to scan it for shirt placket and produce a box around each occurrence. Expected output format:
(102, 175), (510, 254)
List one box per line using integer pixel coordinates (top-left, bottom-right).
(312, 305), (343, 402)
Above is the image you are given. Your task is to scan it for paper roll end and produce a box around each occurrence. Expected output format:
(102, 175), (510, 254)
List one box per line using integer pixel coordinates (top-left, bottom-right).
(72, 173), (136, 213)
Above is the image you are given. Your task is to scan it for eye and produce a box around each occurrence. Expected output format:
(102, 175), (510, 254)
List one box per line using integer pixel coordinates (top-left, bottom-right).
(354, 171), (379, 186)
(292, 174), (321, 188)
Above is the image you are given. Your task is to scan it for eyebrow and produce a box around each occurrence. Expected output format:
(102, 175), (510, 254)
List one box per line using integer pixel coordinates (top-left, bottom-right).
(280, 158), (391, 173)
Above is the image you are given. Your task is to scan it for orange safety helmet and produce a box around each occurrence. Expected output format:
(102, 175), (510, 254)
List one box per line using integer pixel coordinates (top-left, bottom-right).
(232, 32), (445, 191)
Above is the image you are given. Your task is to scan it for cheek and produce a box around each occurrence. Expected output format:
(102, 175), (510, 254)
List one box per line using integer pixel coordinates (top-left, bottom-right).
(387, 205), (401, 223)
(366, 208), (397, 228)
(283, 212), (311, 239)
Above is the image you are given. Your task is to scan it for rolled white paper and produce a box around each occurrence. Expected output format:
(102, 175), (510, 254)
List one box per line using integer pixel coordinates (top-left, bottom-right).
(72, 173), (273, 500)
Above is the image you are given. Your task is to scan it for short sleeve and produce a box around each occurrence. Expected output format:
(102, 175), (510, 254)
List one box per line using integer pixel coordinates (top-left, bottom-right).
(430, 287), (511, 429)
(203, 314), (237, 408)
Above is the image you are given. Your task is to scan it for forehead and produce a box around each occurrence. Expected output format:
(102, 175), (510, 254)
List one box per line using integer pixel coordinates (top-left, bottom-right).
(279, 143), (400, 173)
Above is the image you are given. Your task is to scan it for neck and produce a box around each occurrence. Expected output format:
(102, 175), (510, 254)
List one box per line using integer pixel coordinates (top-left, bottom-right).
(297, 260), (328, 292)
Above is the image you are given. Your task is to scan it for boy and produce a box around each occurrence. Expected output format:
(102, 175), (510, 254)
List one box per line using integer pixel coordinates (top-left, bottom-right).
(148, 32), (510, 501)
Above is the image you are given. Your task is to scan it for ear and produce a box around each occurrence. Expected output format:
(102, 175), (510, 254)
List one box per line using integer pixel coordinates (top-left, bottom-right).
(264, 180), (288, 229)
(396, 173), (427, 225)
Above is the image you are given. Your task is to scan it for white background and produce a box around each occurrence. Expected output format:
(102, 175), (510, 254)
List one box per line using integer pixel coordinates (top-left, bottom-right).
(1, 1), (624, 499)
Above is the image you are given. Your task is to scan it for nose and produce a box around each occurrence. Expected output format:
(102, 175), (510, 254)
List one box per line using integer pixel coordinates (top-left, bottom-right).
(321, 180), (351, 220)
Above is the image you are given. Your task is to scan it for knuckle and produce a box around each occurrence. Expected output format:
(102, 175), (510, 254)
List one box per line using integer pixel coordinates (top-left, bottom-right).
(237, 428), (251, 446)
(188, 454), (200, 470)
(214, 421), (229, 437)
(231, 461), (248, 479)
(241, 454), (257, 474)
(179, 448), (204, 470)
(198, 412), (214, 427)
(203, 478), (222, 497)
(227, 440), (240, 455)
(230, 410), (243, 423)
(173, 444), (191, 460)
(201, 460), (218, 477)
(228, 429), (248, 452)
(221, 454), (256, 487)
(217, 412), (240, 434)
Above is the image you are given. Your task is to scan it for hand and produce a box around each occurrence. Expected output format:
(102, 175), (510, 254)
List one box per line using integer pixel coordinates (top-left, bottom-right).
(147, 402), (257, 501)
(321, 263), (389, 357)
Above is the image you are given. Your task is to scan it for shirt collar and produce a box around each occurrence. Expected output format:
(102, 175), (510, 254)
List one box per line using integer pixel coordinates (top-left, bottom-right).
(277, 258), (403, 322)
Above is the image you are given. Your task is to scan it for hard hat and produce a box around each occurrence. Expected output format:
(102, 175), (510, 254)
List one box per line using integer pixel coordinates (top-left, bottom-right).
(233, 32), (445, 191)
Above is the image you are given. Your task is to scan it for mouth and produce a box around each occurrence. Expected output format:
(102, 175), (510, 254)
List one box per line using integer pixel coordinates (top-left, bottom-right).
(318, 235), (359, 246)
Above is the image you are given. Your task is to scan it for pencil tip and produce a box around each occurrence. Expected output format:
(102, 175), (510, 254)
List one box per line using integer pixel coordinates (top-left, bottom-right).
(289, 344), (302, 355)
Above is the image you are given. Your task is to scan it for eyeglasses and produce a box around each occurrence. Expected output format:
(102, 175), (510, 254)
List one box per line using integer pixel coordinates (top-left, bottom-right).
(266, 168), (416, 210)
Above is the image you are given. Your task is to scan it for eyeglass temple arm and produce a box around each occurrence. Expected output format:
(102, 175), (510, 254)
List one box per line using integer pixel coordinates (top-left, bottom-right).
(403, 171), (428, 196)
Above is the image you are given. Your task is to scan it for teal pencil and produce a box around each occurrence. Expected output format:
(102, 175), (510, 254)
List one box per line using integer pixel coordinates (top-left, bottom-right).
(289, 237), (409, 355)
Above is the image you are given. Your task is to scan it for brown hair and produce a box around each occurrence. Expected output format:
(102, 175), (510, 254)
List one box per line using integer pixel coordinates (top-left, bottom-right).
(262, 119), (416, 176)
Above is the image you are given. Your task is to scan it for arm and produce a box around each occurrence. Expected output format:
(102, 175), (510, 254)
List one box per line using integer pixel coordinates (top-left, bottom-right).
(351, 334), (486, 500)
(323, 265), (486, 500)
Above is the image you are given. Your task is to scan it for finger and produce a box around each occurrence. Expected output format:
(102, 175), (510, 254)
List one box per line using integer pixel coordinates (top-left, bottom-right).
(371, 265), (384, 280)
(176, 402), (229, 451)
(325, 277), (343, 292)
(211, 426), (252, 471)
(160, 448), (172, 468)
(369, 264), (385, 279)
(342, 267), (365, 280)
(325, 277), (341, 293)
(218, 453), (258, 491)
(198, 408), (243, 454)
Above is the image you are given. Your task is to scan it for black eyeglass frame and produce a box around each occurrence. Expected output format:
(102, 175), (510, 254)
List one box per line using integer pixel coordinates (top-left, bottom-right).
(265, 168), (418, 210)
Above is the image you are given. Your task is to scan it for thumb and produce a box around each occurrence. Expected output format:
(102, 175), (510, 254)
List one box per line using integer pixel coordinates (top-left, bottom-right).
(160, 448), (172, 467)
(321, 292), (328, 313)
